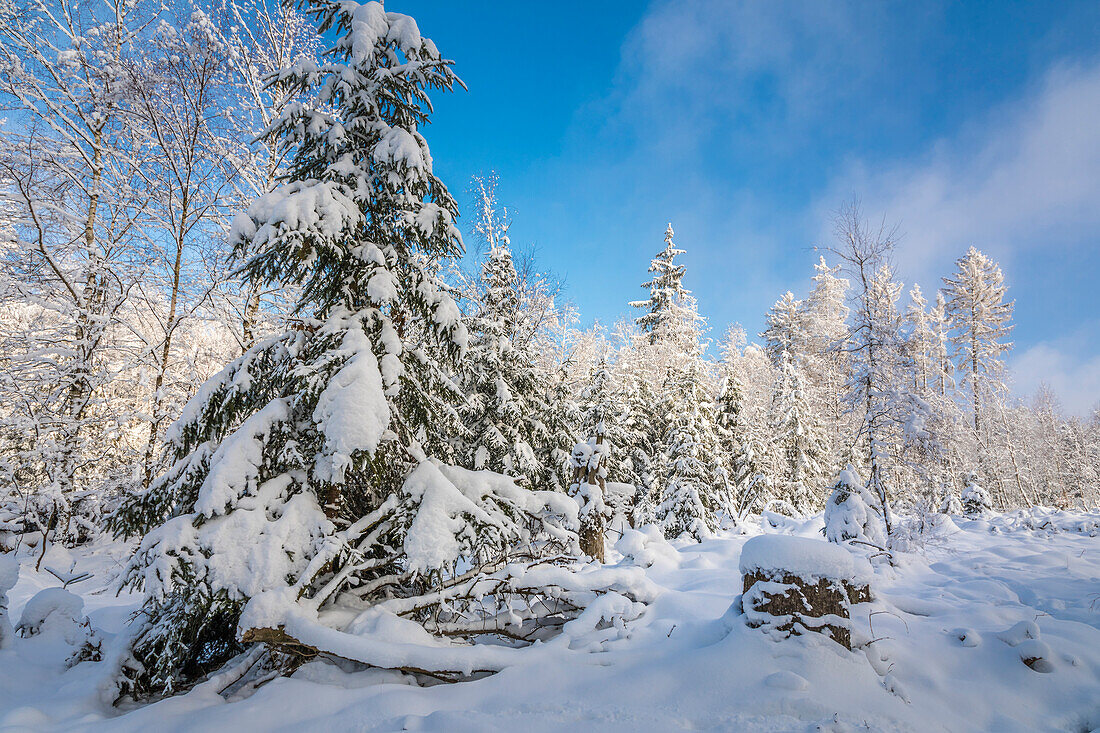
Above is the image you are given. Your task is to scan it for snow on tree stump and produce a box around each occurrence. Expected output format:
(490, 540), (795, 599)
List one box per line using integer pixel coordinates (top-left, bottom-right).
(739, 535), (872, 650)
(570, 428), (610, 563)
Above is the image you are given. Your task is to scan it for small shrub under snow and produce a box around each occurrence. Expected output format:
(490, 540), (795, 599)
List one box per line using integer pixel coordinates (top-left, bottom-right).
(823, 466), (885, 548)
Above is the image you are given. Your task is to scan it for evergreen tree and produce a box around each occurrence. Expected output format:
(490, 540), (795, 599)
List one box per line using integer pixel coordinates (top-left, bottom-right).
(767, 350), (828, 514)
(625, 224), (709, 520)
(543, 364), (583, 493)
(960, 470), (991, 516)
(762, 291), (805, 364)
(824, 465), (885, 547)
(111, 1), (480, 693)
(713, 373), (750, 518)
(939, 479), (963, 515)
(655, 363), (720, 540)
(716, 327), (771, 515)
(578, 356), (635, 508)
(568, 425), (610, 561)
(618, 365), (662, 524)
(630, 223), (703, 354)
(458, 177), (550, 486)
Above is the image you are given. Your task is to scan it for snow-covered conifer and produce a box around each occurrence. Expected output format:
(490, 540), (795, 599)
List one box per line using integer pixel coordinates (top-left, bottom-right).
(939, 480), (963, 515)
(458, 176), (551, 486)
(824, 465), (885, 547)
(767, 350), (828, 514)
(111, 1), (495, 693)
(630, 223), (704, 355)
(544, 364), (583, 493)
(619, 366), (662, 525)
(716, 327), (771, 515)
(960, 471), (991, 517)
(655, 363), (720, 540)
(713, 374), (746, 515)
(763, 292), (805, 364)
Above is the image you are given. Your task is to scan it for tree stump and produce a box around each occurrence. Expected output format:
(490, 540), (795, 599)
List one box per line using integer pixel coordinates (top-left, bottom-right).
(570, 430), (609, 563)
(739, 535), (872, 650)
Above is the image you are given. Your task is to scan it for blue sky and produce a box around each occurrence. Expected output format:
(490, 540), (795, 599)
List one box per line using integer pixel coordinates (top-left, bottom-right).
(406, 0), (1100, 415)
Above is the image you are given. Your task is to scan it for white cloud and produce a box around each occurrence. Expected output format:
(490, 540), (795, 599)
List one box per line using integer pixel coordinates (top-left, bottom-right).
(821, 59), (1100, 284)
(1011, 342), (1100, 417)
(600, 0), (899, 158)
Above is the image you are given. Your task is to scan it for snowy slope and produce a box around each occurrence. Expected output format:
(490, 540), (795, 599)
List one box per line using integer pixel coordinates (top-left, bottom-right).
(2, 511), (1099, 732)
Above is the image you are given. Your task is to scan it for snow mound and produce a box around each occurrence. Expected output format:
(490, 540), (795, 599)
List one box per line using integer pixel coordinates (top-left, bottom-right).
(989, 506), (1100, 535)
(765, 670), (809, 690)
(739, 534), (870, 583)
(614, 526), (680, 570)
(16, 588), (84, 637)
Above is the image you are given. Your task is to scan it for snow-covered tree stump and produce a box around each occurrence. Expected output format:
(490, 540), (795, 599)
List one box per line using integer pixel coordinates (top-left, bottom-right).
(570, 426), (610, 563)
(739, 535), (871, 650)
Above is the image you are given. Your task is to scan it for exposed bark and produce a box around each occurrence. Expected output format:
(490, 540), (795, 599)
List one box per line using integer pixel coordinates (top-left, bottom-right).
(742, 570), (869, 650)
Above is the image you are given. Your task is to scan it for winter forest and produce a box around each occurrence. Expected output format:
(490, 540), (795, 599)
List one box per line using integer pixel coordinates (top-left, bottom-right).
(1, 0), (1099, 730)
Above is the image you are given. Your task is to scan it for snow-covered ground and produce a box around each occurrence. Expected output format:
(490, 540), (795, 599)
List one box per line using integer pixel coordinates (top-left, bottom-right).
(2, 510), (1099, 732)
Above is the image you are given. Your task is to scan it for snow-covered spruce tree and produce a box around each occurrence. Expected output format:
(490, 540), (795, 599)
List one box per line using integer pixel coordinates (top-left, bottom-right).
(714, 373), (752, 518)
(763, 291), (805, 364)
(960, 471), (991, 517)
(655, 362), (720, 541)
(716, 327), (772, 515)
(619, 365), (662, 526)
(630, 223), (704, 355)
(457, 176), (550, 486)
(767, 350), (828, 514)
(578, 356), (634, 498)
(823, 465), (885, 547)
(939, 479), (963, 515)
(111, 2), (648, 697)
(543, 364), (583, 493)
(110, 0), (467, 691)
(625, 224), (711, 515)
